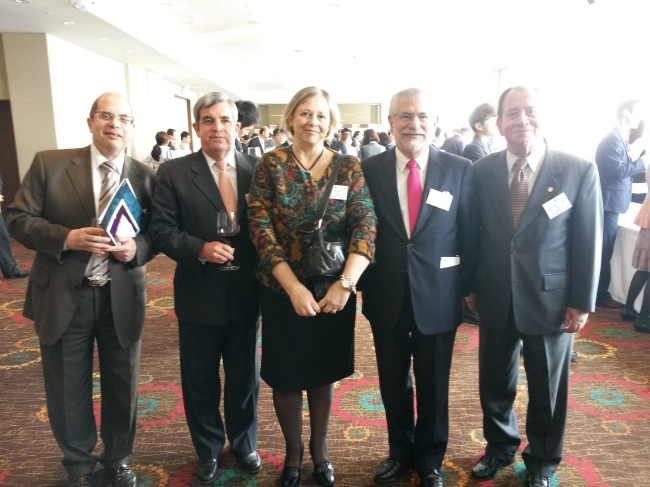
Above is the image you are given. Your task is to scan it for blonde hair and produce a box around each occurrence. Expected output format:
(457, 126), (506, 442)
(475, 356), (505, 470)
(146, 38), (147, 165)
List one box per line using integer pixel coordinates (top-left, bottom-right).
(281, 86), (340, 139)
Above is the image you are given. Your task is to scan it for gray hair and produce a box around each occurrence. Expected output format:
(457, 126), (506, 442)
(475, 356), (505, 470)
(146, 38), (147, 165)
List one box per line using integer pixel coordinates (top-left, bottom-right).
(388, 88), (431, 117)
(193, 92), (238, 124)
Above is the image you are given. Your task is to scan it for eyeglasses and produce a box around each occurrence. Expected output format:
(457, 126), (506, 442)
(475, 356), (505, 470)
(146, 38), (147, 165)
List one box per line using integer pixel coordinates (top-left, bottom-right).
(93, 111), (135, 126)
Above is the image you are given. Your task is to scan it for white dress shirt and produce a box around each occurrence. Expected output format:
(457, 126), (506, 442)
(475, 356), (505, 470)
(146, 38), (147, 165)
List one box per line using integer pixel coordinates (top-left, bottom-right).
(395, 146), (430, 238)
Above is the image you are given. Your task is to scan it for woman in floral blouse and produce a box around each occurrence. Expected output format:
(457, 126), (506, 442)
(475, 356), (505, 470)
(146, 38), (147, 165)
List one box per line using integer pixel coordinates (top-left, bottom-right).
(248, 87), (376, 487)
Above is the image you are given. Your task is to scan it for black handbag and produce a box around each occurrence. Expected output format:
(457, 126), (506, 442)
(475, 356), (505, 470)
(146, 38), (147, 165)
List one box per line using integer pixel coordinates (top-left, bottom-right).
(305, 155), (348, 277)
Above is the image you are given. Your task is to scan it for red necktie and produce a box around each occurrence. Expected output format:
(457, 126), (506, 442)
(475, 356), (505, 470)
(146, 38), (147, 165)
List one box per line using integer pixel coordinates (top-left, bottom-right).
(406, 159), (422, 236)
(510, 158), (529, 229)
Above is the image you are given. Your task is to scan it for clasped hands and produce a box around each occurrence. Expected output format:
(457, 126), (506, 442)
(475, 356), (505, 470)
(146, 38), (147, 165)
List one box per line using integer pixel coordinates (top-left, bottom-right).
(65, 227), (136, 263)
(288, 281), (350, 317)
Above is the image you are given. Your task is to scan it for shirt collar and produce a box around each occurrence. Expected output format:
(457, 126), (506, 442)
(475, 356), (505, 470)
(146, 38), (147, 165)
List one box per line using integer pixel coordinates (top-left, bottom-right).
(506, 142), (547, 174)
(90, 144), (125, 173)
(204, 149), (236, 170)
(396, 145), (430, 173)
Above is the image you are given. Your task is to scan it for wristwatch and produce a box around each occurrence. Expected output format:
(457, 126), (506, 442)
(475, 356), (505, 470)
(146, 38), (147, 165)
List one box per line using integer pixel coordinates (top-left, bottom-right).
(339, 275), (357, 294)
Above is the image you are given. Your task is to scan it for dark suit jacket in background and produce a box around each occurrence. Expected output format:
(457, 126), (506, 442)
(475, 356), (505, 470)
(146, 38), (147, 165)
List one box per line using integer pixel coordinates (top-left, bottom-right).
(462, 135), (493, 163)
(7, 146), (156, 346)
(596, 128), (645, 214)
(148, 149), (260, 328)
(362, 146), (478, 334)
(440, 135), (466, 157)
(473, 148), (602, 333)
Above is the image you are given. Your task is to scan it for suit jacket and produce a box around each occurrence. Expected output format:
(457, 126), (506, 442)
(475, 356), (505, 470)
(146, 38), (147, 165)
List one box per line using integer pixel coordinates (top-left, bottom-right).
(440, 135), (466, 157)
(361, 146), (478, 334)
(359, 141), (386, 160)
(6, 146), (156, 347)
(148, 149), (260, 328)
(595, 128), (645, 214)
(246, 136), (267, 156)
(462, 135), (493, 163)
(472, 148), (603, 334)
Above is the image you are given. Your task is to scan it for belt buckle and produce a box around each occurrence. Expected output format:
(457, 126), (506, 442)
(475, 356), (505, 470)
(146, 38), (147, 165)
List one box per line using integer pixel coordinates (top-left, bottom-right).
(87, 277), (109, 287)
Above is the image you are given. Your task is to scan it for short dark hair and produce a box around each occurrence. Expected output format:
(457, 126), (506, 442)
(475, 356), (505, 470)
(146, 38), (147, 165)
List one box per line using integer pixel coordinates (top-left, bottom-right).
(362, 129), (380, 145)
(341, 128), (351, 134)
(166, 128), (176, 136)
(468, 103), (497, 133)
(234, 100), (260, 128)
(180, 130), (189, 139)
(617, 99), (641, 119)
(353, 130), (360, 138)
(272, 128), (285, 136)
(497, 86), (539, 118)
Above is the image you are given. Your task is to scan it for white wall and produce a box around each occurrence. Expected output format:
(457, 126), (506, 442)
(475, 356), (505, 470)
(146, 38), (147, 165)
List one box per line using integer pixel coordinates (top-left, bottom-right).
(0, 36), (9, 100)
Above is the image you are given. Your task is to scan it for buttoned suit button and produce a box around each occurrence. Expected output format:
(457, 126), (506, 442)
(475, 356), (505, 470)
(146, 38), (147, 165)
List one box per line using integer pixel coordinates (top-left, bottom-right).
(81, 260), (88, 264)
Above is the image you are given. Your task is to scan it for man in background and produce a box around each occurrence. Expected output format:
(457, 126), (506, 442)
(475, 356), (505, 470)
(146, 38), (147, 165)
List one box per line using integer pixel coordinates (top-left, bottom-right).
(167, 128), (178, 150)
(463, 103), (498, 163)
(595, 99), (646, 308)
(7, 92), (156, 487)
(440, 127), (472, 156)
(178, 130), (192, 151)
(234, 100), (260, 153)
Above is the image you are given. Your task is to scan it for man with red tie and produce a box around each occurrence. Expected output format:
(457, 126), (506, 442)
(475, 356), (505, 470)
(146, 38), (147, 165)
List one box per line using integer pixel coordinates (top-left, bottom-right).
(361, 88), (479, 487)
(148, 92), (261, 484)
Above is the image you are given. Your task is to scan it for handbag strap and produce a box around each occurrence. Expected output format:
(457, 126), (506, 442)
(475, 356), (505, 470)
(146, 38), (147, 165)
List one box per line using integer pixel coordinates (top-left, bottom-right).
(314, 154), (345, 228)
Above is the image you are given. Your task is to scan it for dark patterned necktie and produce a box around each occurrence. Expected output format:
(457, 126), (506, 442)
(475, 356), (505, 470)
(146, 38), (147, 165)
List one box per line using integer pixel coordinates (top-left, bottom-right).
(89, 161), (119, 279)
(510, 158), (528, 229)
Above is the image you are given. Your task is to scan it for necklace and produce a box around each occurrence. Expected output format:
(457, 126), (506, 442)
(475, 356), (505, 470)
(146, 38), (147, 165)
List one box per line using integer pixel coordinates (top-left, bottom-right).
(291, 147), (325, 172)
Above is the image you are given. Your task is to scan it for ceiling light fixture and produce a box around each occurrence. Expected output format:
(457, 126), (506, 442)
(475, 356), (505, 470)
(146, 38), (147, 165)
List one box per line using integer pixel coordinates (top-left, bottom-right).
(247, 20), (261, 24)
(14, 0), (32, 4)
(62, 21), (75, 25)
(294, 49), (303, 53)
(98, 37), (109, 41)
(125, 49), (135, 53)
(71, 0), (95, 12)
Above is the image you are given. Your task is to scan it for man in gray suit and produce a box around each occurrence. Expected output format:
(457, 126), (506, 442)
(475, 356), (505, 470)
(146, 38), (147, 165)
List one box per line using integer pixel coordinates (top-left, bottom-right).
(7, 93), (156, 487)
(468, 86), (602, 487)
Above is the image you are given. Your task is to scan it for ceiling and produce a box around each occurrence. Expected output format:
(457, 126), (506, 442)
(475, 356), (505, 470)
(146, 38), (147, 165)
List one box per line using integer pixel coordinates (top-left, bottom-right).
(0, 0), (639, 104)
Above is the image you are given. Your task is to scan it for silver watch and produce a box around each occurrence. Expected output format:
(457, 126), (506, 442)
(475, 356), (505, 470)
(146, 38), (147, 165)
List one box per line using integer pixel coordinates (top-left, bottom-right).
(339, 275), (357, 294)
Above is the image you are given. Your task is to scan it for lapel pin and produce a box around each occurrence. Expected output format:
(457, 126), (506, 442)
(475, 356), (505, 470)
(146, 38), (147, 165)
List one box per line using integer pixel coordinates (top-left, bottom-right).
(547, 187), (554, 193)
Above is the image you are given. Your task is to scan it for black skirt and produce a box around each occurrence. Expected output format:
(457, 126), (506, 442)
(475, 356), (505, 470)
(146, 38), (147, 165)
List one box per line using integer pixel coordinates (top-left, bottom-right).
(259, 284), (356, 391)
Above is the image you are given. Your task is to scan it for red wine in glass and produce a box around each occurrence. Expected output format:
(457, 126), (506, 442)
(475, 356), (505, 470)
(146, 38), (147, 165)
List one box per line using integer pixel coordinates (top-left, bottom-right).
(216, 211), (240, 271)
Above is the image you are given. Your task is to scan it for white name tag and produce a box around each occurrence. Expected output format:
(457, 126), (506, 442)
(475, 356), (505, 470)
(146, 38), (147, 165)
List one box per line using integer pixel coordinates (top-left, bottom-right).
(440, 256), (460, 268)
(330, 185), (348, 201)
(426, 189), (453, 211)
(542, 192), (572, 219)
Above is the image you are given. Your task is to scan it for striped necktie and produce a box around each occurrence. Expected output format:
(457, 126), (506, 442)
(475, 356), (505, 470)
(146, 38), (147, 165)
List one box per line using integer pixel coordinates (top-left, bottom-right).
(88, 161), (120, 280)
(510, 158), (528, 229)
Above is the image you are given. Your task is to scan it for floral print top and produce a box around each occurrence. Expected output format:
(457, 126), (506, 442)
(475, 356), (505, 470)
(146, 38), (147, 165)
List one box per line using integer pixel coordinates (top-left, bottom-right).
(248, 147), (376, 297)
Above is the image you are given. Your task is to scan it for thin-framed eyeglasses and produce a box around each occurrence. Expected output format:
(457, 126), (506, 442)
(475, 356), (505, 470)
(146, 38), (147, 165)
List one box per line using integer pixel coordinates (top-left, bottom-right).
(93, 111), (135, 126)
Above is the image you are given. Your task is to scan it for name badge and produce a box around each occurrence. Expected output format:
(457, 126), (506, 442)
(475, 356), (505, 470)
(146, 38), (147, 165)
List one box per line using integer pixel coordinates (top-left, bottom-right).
(426, 189), (453, 211)
(542, 192), (572, 219)
(440, 256), (460, 268)
(330, 185), (348, 201)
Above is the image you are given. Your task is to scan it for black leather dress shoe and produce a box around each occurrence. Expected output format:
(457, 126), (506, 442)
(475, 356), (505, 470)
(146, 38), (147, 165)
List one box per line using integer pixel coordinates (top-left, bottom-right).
(528, 473), (550, 487)
(621, 307), (640, 321)
(281, 444), (304, 487)
(107, 465), (136, 487)
(597, 296), (624, 308)
(471, 455), (514, 480)
(314, 461), (334, 486)
(67, 474), (94, 487)
(7, 269), (30, 279)
(634, 317), (650, 333)
(235, 450), (262, 474)
(419, 469), (445, 487)
(374, 458), (409, 483)
(197, 459), (219, 484)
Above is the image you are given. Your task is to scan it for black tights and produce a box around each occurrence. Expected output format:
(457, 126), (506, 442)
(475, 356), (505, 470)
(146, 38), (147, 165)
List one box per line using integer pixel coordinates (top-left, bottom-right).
(625, 270), (650, 317)
(272, 383), (334, 467)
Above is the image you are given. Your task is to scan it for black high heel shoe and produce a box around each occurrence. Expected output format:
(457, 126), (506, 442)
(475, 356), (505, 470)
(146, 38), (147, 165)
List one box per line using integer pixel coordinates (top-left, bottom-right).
(310, 441), (334, 486)
(281, 442), (304, 487)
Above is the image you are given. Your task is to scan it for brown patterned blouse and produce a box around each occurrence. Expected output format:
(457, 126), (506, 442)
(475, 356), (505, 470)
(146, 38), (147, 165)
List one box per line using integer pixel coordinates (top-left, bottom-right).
(248, 147), (376, 297)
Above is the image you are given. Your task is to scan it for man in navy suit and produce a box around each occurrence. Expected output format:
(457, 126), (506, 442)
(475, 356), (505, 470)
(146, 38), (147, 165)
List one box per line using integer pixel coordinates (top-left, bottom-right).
(362, 88), (478, 487)
(468, 86), (602, 487)
(595, 100), (646, 307)
(463, 103), (498, 163)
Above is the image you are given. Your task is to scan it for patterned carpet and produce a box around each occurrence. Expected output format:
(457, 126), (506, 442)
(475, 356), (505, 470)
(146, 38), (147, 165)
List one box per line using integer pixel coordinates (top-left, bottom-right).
(1, 240), (649, 486)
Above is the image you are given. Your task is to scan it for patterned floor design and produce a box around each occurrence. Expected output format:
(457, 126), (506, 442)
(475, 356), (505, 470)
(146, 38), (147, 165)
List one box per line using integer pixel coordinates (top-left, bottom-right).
(1, 241), (649, 486)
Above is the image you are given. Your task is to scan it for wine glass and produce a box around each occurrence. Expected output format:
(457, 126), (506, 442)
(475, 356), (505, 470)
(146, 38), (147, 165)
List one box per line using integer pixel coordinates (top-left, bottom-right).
(216, 211), (240, 271)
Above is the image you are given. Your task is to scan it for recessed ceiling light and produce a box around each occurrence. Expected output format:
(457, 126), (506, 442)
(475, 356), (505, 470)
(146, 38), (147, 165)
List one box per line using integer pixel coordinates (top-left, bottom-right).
(62, 21), (75, 25)
(98, 37), (109, 41)
(294, 49), (303, 53)
(247, 20), (261, 24)
(45, 11), (53, 14)
(15, 0), (32, 3)
(329, 3), (340, 7)
(125, 49), (135, 53)
(162, 2), (174, 6)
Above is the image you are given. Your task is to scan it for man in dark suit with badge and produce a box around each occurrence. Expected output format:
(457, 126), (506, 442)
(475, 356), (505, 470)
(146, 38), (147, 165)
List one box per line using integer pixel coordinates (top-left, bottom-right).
(362, 88), (478, 487)
(468, 86), (602, 487)
(7, 92), (156, 487)
(148, 92), (261, 484)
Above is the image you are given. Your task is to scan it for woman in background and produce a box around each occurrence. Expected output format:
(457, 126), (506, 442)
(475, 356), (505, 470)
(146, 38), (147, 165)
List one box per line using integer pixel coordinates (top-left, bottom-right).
(141, 131), (173, 170)
(358, 129), (386, 160)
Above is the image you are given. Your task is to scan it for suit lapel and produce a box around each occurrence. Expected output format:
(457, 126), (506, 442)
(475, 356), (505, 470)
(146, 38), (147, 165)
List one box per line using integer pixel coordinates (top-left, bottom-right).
(122, 156), (143, 196)
(235, 151), (253, 216)
(192, 150), (225, 211)
(485, 151), (514, 234)
(66, 146), (95, 220)
(515, 149), (563, 235)
(376, 150), (408, 239)
(413, 149), (446, 234)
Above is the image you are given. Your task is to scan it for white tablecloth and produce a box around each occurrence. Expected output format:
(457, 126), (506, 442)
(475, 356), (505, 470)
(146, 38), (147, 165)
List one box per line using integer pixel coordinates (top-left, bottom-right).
(609, 202), (642, 310)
